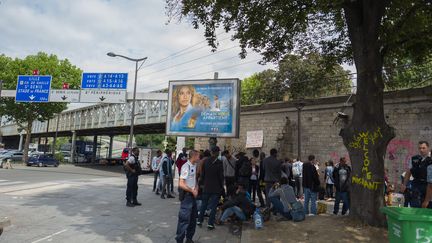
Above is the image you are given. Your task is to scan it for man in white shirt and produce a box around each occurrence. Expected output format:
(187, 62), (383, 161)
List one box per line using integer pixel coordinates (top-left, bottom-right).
(292, 158), (303, 198)
(175, 150), (199, 243)
(151, 150), (163, 194)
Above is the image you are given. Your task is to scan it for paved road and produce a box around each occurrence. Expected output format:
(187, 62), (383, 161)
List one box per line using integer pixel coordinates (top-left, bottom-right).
(0, 165), (240, 243)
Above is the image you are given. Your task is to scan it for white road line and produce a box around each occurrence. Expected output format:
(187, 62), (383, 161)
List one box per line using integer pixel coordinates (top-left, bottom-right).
(0, 181), (26, 186)
(0, 179), (9, 182)
(31, 229), (68, 243)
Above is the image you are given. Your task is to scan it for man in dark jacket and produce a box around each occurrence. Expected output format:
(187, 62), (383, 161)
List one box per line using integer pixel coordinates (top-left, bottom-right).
(302, 155), (320, 215)
(197, 146), (224, 230)
(333, 157), (351, 215)
(216, 184), (254, 224)
(235, 152), (251, 190)
(263, 149), (282, 207)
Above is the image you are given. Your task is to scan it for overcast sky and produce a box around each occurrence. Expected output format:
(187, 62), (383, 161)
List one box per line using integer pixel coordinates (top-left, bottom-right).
(0, 0), (273, 94)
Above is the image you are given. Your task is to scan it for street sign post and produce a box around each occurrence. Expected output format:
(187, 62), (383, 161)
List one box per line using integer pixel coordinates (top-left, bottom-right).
(79, 90), (127, 103)
(81, 73), (128, 89)
(15, 75), (51, 102)
(49, 89), (80, 103)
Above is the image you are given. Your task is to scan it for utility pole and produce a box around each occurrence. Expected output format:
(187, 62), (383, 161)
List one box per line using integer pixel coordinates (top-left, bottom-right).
(295, 101), (305, 161)
(208, 72), (219, 151)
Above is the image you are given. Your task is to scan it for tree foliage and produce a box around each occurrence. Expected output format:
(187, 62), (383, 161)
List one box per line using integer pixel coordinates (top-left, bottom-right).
(135, 134), (195, 151)
(242, 53), (352, 105)
(384, 55), (432, 90)
(166, 0), (432, 226)
(0, 52), (82, 162)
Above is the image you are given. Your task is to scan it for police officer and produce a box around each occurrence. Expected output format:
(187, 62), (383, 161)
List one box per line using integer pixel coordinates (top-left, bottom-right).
(423, 156), (432, 208)
(401, 141), (432, 208)
(124, 147), (142, 207)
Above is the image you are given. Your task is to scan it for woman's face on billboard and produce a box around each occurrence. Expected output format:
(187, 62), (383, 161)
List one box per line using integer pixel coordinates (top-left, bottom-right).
(178, 86), (192, 107)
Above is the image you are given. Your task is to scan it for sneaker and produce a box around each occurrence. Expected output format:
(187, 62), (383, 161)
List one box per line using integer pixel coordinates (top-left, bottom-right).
(207, 224), (215, 230)
(196, 221), (202, 227)
(126, 202), (135, 207)
(155, 191), (160, 195)
(185, 239), (194, 243)
(307, 214), (315, 216)
(133, 201), (142, 206)
(160, 195), (166, 199)
(167, 195), (175, 199)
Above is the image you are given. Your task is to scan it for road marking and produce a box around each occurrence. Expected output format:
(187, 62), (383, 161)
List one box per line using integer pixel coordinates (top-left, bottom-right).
(0, 181), (26, 186)
(31, 229), (67, 243)
(0, 180), (9, 182)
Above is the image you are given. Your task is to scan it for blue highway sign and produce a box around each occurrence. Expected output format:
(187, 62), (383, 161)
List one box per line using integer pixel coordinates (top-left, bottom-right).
(15, 75), (52, 102)
(81, 73), (128, 89)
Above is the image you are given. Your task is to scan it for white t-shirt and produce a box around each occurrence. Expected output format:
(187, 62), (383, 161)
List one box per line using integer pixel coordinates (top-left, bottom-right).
(292, 161), (303, 177)
(180, 161), (196, 189)
(127, 156), (136, 164)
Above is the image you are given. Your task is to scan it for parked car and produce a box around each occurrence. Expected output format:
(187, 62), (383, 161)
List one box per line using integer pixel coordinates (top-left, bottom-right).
(62, 151), (87, 163)
(0, 151), (24, 168)
(27, 154), (59, 167)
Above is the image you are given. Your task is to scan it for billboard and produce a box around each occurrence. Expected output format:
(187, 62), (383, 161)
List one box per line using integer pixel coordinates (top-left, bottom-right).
(166, 79), (240, 138)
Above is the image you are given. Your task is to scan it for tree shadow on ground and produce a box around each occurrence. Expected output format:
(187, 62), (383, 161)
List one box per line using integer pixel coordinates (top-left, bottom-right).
(242, 214), (388, 243)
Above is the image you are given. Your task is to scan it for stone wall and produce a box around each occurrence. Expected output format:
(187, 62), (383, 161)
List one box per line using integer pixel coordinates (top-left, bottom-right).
(195, 86), (432, 186)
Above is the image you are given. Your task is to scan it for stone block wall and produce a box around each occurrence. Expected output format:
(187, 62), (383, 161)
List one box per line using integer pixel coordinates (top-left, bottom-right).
(195, 86), (432, 186)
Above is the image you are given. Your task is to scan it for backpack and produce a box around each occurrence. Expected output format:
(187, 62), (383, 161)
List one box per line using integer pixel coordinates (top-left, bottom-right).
(290, 201), (305, 222)
(238, 158), (252, 177)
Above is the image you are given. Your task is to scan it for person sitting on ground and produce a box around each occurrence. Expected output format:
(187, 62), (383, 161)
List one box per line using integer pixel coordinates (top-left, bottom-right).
(268, 177), (297, 220)
(216, 184), (255, 225)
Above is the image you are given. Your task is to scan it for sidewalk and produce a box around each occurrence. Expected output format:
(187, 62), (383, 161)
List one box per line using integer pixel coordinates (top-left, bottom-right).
(241, 214), (387, 243)
(0, 215), (11, 235)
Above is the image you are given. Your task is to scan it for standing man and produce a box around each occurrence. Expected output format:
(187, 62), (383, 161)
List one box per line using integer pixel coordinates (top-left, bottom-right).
(124, 147), (142, 207)
(197, 146), (224, 230)
(161, 149), (175, 199)
(235, 152), (252, 191)
(302, 155), (320, 215)
(222, 150), (237, 197)
(422, 151), (432, 208)
(292, 158), (303, 199)
(152, 150), (163, 194)
(333, 157), (351, 215)
(263, 148), (282, 208)
(176, 147), (188, 176)
(402, 141), (432, 208)
(175, 150), (200, 243)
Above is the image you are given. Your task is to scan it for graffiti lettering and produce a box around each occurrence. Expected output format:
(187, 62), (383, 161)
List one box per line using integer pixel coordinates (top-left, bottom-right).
(349, 128), (383, 191)
(352, 175), (381, 190)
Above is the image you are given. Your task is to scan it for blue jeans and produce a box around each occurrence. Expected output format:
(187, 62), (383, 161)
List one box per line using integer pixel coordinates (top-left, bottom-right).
(303, 187), (317, 215)
(333, 191), (350, 215)
(175, 194), (197, 243)
(220, 206), (246, 222)
(198, 193), (220, 226)
(270, 196), (292, 219)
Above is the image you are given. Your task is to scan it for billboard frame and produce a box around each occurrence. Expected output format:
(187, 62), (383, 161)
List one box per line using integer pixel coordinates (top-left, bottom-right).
(166, 78), (240, 138)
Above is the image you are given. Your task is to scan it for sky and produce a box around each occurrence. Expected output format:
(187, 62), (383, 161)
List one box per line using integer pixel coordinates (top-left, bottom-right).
(0, 0), (355, 110)
(0, 0), (272, 94)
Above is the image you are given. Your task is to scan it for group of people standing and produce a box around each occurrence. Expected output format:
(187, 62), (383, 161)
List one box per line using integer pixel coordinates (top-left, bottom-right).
(173, 146), (355, 243)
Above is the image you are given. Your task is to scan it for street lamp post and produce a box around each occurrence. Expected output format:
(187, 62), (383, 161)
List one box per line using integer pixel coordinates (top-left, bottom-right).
(107, 52), (147, 151)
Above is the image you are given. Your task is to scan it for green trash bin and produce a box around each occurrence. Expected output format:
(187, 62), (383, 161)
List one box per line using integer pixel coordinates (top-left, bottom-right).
(380, 206), (432, 243)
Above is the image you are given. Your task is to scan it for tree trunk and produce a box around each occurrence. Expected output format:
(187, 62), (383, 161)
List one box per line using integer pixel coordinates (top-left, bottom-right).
(341, 1), (394, 227)
(23, 122), (32, 164)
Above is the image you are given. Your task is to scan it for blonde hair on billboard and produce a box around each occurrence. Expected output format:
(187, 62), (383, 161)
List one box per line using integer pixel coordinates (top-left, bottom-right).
(171, 85), (196, 119)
